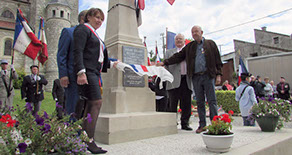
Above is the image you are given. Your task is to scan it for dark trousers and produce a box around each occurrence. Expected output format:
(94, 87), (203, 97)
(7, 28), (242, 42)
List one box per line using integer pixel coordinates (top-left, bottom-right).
(168, 76), (192, 126)
(31, 101), (41, 115)
(192, 74), (218, 128)
(156, 97), (167, 112)
(65, 80), (79, 115)
(242, 116), (255, 126)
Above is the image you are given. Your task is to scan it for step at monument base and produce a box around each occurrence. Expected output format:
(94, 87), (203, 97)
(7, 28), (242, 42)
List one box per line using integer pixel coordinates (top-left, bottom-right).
(95, 112), (177, 144)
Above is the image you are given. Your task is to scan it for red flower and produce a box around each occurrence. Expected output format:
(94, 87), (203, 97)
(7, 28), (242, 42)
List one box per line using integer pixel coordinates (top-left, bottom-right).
(212, 115), (221, 121)
(0, 117), (6, 123)
(222, 114), (229, 118)
(221, 114), (231, 123)
(0, 114), (16, 127)
(0, 114), (11, 123)
(228, 110), (234, 115)
(7, 119), (16, 127)
(178, 109), (182, 112)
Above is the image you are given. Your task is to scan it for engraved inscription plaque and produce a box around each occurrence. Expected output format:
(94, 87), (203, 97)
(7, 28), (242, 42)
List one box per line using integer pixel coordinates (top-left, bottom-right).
(122, 46), (145, 87)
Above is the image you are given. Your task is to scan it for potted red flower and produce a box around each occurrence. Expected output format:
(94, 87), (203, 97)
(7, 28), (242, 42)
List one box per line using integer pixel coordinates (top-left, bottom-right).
(201, 110), (234, 153)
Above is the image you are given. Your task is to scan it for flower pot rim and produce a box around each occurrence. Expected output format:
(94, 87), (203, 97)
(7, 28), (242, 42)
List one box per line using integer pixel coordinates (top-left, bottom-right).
(201, 131), (234, 137)
(256, 115), (279, 118)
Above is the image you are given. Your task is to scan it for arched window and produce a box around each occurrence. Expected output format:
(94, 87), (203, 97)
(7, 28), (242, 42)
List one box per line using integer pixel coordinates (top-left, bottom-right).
(52, 10), (56, 17)
(67, 13), (70, 19)
(4, 39), (13, 56)
(60, 10), (64, 18)
(1, 10), (14, 19)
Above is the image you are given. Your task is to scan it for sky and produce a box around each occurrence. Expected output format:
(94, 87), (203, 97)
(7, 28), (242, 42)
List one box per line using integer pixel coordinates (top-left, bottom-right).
(79, 0), (292, 58)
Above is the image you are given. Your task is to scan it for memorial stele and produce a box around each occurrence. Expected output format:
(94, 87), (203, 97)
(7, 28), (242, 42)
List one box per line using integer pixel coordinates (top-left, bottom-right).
(97, 0), (177, 144)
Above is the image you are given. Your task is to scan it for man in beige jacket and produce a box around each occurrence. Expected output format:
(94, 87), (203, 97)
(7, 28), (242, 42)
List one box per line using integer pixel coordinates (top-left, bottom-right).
(0, 59), (18, 109)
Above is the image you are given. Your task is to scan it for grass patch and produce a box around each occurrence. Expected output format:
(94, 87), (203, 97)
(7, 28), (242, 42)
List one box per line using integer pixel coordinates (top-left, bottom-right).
(13, 89), (56, 114)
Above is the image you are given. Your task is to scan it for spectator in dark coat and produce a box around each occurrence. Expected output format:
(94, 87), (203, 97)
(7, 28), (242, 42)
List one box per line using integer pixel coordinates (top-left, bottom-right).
(21, 65), (48, 115)
(277, 77), (290, 100)
(52, 79), (65, 119)
(149, 76), (168, 112)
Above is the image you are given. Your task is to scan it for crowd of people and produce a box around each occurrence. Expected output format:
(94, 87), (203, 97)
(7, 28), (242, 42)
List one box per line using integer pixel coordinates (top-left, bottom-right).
(221, 75), (290, 100)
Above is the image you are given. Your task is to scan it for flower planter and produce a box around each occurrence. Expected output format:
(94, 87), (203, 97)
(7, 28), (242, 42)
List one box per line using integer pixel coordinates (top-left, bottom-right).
(256, 115), (279, 132)
(201, 132), (234, 153)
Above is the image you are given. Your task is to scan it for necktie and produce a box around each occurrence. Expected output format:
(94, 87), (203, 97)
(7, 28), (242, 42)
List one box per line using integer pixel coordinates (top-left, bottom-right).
(4, 71), (6, 75)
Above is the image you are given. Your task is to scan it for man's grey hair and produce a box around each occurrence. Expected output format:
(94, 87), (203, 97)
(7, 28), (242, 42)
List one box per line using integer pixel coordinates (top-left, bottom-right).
(192, 25), (203, 32)
(174, 33), (185, 40)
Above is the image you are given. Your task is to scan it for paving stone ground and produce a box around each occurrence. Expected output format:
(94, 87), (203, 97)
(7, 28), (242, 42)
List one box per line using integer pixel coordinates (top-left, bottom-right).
(89, 115), (292, 155)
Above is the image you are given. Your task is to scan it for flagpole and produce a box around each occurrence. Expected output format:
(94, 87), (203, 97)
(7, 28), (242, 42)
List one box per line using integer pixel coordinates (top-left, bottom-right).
(165, 27), (168, 51)
(36, 53), (41, 99)
(7, 49), (15, 97)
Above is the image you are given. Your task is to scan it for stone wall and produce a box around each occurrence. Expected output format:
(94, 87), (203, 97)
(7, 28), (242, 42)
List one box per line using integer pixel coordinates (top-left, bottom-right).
(255, 29), (292, 51)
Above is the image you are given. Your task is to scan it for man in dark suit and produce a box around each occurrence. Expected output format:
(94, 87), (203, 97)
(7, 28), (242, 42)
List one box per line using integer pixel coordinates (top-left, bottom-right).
(157, 25), (223, 133)
(21, 65), (48, 115)
(277, 77), (290, 100)
(57, 10), (87, 118)
(165, 33), (193, 131)
(52, 78), (65, 119)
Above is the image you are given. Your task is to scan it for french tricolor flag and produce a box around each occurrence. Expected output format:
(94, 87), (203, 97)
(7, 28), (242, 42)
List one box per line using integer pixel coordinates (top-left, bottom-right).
(238, 56), (248, 86)
(116, 62), (174, 88)
(130, 64), (149, 74)
(155, 44), (161, 63)
(13, 9), (42, 60)
(37, 17), (48, 65)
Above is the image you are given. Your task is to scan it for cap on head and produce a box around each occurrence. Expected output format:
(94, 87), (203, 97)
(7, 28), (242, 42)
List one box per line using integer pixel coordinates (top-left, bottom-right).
(30, 65), (38, 69)
(281, 77), (285, 79)
(1, 59), (8, 64)
(241, 72), (252, 77)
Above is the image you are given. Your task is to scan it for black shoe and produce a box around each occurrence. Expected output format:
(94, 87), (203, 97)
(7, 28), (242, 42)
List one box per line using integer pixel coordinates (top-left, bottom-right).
(181, 125), (193, 131)
(195, 126), (206, 134)
(87, 142), (107, 154)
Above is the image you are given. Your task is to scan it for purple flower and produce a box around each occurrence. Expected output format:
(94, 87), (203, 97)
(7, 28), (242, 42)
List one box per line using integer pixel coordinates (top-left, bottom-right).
(41, 124), (51, 134)
(25, 102), (33, 112)
(56, 102), (62, 108)
(18, 142), (27, 153)
(87, 113), (92, 123)
(63, 122), (70, 126)
(35, 115), (44, 126)
(43, 111), (49, 119)
(268, 97), (274, 102)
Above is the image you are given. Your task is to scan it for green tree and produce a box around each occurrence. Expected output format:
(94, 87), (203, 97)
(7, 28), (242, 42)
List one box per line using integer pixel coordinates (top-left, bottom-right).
(13, 68), (26, 89)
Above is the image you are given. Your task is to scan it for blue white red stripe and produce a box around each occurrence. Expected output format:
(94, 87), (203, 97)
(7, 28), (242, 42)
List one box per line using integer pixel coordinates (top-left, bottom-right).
(155, 44), (161, 63)
(116, 62), (174, 89)
(130, 64), (148, 73)
(238, 56), (248, 86)
(13, 9), (42, 60)
(84, 23), (105, 63)
(37, 17), (48, 65)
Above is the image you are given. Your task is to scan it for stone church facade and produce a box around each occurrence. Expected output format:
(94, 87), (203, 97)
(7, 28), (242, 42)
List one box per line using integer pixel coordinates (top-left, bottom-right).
(0, 0), (79, 91)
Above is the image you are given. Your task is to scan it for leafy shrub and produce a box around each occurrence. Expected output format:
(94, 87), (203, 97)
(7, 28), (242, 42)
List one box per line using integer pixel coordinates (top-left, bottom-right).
(13, 68), (26, 89)
(216, 90), (240, 114)
(191, 100), (197, 106)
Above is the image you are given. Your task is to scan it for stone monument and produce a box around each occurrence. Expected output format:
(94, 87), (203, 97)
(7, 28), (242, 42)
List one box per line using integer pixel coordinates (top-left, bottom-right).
(96, 0), (177, 144)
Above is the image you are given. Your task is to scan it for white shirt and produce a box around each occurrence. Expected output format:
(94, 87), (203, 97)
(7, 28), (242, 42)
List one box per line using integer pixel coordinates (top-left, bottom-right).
(177, 46), (187, 75)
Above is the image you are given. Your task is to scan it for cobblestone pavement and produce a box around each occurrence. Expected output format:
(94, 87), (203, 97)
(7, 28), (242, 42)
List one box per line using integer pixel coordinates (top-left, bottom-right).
(89, 115), (292, 155)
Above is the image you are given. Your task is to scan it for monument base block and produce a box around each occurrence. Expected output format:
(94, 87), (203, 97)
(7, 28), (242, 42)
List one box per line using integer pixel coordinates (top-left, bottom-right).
(95, 112), (178, 144)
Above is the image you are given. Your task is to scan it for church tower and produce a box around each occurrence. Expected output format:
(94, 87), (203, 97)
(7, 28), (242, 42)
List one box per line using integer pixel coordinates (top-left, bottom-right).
(0, 0), (79, 91)
(44, 0), (72, 91)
